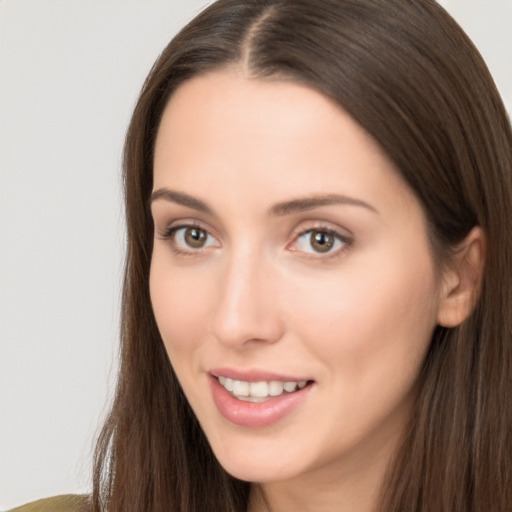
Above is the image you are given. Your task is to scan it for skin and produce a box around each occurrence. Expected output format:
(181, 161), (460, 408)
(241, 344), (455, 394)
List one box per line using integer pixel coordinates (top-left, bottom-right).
(149, 70), (482, 512)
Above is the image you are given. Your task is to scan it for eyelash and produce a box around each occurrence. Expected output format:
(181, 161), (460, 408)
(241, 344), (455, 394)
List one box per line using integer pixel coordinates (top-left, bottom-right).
(157, 222), (352, 259)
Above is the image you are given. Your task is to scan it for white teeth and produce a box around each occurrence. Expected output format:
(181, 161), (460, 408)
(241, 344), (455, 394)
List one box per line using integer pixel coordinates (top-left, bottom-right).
(250, 381), (269, 398)
(217, 376), (234, 391)
(232, 380), (249, 396)
(269, 380), (284, 396)
(283, 381), (297, 392)
(218, 377), (308, 400)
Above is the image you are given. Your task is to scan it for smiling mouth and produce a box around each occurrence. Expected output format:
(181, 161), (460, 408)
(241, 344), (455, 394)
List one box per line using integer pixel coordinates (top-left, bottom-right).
(217, 376), (312, 402)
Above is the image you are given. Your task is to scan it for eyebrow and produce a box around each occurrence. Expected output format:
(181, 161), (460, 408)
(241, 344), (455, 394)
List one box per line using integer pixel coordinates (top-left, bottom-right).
(270, 194), (379, 216)
(150, 188), (378, 216)
(150, 188), (214, 215)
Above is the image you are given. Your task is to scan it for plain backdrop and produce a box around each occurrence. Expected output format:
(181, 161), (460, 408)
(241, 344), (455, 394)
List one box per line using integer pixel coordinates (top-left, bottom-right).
(1, 0), (511, 509)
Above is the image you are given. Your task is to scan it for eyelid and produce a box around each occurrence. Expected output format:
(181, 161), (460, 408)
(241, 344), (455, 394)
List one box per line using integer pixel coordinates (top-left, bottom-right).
(156, 218), (214, 238)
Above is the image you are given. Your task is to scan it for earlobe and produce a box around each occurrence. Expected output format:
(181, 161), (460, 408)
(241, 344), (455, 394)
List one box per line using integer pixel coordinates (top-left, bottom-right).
(437, 226), (486, 328)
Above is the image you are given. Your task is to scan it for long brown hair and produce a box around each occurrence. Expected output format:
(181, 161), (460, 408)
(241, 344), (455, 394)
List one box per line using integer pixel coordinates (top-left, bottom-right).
(92, 1), (512, 510)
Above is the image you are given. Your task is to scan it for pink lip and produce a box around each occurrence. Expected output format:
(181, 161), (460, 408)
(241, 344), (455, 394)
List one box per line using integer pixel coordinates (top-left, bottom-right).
(209, 373), (314, 428)
(210, 367), (311, 382)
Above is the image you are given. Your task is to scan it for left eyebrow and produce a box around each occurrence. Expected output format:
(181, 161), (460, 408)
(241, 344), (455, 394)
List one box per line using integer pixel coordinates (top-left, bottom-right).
(269, 194), (379, 216)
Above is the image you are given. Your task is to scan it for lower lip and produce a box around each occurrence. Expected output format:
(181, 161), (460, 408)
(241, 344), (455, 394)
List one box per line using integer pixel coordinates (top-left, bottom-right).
(210, 376), (313, 428)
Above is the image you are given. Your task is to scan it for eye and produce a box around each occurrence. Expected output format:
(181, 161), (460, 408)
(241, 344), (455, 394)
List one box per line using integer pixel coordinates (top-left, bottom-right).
(162, 224), (219, 253)
(294, 228), (349, 255)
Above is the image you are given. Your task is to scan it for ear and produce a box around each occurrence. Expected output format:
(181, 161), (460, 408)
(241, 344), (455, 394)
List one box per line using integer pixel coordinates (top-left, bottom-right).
(437, 226), (486, 328)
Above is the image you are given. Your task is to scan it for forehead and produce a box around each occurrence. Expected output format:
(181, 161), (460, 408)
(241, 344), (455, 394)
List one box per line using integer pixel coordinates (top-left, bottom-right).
(155, 70), (384, 162)
(153, 70), (416, 218)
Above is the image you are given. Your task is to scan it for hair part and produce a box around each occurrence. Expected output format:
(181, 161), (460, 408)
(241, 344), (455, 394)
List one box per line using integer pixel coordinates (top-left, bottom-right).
(93, 1), (512, 511)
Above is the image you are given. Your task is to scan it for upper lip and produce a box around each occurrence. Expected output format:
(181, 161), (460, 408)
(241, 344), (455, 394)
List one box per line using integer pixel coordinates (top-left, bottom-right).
(210, 367), (313, 382)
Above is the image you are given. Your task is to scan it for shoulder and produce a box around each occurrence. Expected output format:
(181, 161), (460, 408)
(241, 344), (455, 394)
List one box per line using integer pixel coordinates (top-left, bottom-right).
(7, 495), (89, 512)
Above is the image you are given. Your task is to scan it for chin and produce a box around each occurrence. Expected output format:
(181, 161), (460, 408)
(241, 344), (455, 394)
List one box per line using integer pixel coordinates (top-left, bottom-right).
(217, 454), (297, 483)
(205, 428), (310, 483)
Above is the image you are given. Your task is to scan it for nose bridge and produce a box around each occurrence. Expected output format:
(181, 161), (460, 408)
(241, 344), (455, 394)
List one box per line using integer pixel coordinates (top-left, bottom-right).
(210, 242), (283, 347)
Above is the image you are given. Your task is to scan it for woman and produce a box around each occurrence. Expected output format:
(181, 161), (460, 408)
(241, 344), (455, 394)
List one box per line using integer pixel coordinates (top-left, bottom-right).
(13, 0), (512, 511)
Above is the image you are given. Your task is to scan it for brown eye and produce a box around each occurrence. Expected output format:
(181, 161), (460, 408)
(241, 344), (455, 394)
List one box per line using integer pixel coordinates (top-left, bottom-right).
(167, 225), (218, 252)
(293, 228), (347, 256)
(310, 231), (335, 253)
(183, 227), (208, 248)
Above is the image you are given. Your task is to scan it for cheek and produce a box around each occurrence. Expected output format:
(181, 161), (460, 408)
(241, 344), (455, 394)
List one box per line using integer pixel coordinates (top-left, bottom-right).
(286, 246), (439, 387)
(149, 257), (215, 359)
(280, 252), (439, 457)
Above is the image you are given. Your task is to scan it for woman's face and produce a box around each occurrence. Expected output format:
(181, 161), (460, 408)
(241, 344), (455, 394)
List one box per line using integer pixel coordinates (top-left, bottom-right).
(150, 71), (444, 486)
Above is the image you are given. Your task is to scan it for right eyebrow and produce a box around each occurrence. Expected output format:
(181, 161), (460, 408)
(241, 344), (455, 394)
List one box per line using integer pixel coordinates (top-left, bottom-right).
(149, 188), (214, 215)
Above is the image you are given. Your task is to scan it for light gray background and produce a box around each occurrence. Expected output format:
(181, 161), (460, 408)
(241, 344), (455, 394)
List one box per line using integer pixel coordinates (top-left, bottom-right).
(1, 0), (511, 509)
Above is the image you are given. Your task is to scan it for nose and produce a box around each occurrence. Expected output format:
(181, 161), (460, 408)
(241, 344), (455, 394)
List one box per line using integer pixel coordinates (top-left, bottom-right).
(209, 249), (285, 348)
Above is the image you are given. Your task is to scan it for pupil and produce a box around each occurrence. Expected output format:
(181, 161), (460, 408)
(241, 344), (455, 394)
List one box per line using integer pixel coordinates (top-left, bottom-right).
(311, 231), (334, 252)
(185, 228), (206, 248)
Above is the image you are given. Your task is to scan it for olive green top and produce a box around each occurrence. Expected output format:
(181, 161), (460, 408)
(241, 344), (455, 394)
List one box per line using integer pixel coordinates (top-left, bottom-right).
(8, 495), (88, 512)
